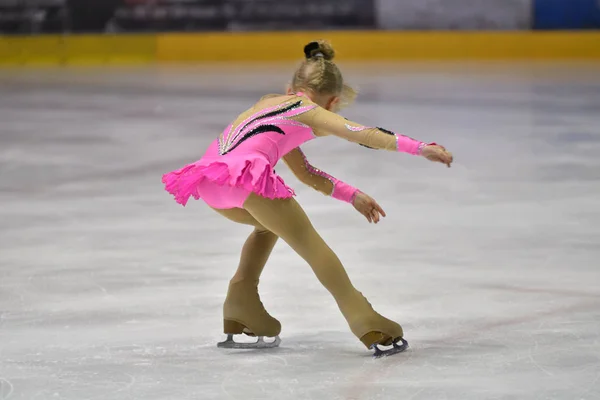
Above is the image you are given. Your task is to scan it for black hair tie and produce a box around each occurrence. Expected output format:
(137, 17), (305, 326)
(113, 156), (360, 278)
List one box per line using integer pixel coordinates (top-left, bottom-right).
(303, 42), (321, 59)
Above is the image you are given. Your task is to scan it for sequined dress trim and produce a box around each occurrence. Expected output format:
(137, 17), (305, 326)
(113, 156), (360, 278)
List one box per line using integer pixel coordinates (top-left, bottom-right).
(297, 147), (336, 190)
(218, 99), (317, 155)
(346, 123), (426, 155)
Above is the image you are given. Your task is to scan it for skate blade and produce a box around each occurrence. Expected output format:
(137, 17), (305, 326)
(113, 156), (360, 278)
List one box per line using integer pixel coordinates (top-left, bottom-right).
(217, 334), (281, 349)
(371, 338), (409, 358)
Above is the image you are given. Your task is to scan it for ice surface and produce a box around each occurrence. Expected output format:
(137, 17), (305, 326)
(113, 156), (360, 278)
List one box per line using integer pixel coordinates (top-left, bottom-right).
(1, 62), (599, 400)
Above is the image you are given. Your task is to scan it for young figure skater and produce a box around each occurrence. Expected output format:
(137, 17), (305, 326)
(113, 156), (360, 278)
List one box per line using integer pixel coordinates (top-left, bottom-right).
(163, 40), (453, 357)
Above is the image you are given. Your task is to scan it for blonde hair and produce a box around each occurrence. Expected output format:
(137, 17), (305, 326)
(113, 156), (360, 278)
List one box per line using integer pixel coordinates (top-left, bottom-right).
(290, 40), (357, 109)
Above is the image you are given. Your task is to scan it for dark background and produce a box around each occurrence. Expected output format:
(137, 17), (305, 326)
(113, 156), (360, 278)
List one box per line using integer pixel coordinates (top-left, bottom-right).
(0, 0), (377, 34)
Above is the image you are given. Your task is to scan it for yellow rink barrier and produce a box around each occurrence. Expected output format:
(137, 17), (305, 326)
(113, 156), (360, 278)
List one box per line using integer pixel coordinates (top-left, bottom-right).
(1, 31), (599, 66)
(0, 34), (156, 66)
(156, 31), (600, 62)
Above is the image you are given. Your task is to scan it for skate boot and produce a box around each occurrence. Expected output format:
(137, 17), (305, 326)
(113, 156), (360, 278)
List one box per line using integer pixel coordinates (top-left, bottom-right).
(341, 289), (409, 358)
(217, 279), (282, 349)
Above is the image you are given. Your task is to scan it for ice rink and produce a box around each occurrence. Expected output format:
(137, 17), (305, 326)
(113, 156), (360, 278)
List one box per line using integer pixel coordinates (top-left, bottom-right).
(1, 62), (599, 400)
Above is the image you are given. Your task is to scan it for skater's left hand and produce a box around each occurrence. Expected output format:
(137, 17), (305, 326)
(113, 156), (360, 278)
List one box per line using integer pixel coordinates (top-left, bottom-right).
(353, 192), (386, 224)
(421, 144), (453, 168)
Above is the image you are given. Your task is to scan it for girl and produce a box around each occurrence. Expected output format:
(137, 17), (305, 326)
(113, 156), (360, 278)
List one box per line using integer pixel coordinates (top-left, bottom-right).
(163, 40), (453, 357)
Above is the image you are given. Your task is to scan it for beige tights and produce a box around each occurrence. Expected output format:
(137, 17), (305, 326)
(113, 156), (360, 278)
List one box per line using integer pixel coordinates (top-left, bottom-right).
(213, 194), (404, 347)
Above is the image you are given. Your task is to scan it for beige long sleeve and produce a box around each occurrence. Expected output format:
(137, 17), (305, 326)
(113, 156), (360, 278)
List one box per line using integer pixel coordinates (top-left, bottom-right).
(282, 147), (336, 197)
(292, 101), (399, 151)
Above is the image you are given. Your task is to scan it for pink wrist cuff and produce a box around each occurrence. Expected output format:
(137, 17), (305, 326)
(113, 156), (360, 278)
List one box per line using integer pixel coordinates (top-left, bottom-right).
(331, 180), (359, 204)
(396, 134), (428, 155)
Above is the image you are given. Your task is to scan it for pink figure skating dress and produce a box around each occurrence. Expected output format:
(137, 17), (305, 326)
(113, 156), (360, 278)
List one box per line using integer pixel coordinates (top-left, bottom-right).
(163, 94), (320, 209)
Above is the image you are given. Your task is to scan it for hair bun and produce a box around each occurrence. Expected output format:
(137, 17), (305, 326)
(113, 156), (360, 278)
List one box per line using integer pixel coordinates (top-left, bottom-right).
(303, 40), (335, 61)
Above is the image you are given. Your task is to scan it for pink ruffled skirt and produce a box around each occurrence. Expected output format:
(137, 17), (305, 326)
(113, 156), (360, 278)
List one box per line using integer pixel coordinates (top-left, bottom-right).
(162, 145), (295, 209)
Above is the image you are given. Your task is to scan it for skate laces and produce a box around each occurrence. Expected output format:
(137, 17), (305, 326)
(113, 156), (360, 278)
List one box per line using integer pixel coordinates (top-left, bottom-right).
(230, 280), (273, 318)
(253, 292), (272, 317)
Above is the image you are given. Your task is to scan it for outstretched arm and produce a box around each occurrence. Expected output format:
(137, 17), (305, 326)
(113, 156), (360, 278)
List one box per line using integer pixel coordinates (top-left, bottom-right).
(282, 147), (358, 204)
(293, 100), (453, 166)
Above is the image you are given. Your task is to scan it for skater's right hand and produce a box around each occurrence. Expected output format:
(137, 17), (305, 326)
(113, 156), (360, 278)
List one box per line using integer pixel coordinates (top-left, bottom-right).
(421, 145), (453, 168)
(353, 192), (386, 224)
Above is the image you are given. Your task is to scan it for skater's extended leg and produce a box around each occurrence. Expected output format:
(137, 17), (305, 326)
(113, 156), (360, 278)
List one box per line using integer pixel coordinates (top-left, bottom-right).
(212, 207), (281, 338)
(243, 193), (404, 348)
